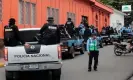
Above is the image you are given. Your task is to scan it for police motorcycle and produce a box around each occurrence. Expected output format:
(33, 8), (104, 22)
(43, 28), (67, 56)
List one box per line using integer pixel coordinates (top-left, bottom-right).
(114, 39), (133, 56)
(59, 25), (84, 59)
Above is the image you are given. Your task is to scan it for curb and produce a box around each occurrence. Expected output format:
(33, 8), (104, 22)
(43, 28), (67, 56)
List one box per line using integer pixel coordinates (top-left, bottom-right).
(0, 58), (5, 68)
(0, 62), (4, 68)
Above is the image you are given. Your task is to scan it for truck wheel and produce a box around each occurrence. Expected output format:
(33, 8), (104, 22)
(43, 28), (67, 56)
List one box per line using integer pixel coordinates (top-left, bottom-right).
(80, 43), (84, 54)
(110, 41), (113, 45)
(69, 47), (75, 59)
(52, 69), (61, 80)
(105, 42), (108, 45)
(80, 49), (84, 54)
(6, 71), (19, 80)
(100, 43), (103, 48)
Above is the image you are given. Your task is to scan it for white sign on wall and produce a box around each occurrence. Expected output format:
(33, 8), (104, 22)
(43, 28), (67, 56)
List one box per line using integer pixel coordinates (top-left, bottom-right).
(122, 5), (131, 12)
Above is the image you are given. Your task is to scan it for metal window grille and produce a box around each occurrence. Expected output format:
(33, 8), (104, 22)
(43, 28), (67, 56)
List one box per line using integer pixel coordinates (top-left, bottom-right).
(47, 7), (59, 24)
(51, 8), (55, 18)
(19, 0), (24, 24)
(25, 2), (30, 24)
(55, 9), (59, 24)
(31, 3), (36, 25)
(54, 9), (59, 24)
(72, 13), (76, 25)
(0, 0), (2, 22)
(47, 7), (52, 18)
(67, 12), (75, 24)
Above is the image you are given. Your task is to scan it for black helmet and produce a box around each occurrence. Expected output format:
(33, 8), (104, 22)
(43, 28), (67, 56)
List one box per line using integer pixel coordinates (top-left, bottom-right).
(47, 17), (54, 21)
(9, 18), (16, 23)
(68, 18), (71, 21)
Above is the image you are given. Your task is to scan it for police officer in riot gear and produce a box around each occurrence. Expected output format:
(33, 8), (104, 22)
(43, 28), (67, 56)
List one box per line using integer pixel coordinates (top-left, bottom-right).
(64, 18), (75, 37)
(4, 18), (27, 46)
(39, 17), (60, 45)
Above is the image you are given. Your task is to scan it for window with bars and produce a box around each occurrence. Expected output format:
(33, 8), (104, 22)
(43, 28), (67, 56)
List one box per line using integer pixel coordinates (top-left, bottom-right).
(47, 7), (51, 18)
(31, 3), (36, 25)
(0, 0), (2, 22)
(19, 0), (36, 25)
(47, 7), (59, 24)
(25, 2), (30, 24)
(67, 12), (76, 24)
(96, 15), (98, 27)
(19, 0), (24, 24)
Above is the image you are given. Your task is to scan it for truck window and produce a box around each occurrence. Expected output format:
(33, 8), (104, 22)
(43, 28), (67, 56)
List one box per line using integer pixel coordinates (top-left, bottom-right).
(19, 29), (59, 45)
(19, 30), (39, 42)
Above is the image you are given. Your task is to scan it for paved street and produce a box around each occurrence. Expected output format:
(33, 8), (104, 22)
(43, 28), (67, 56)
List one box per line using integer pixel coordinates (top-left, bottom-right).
(0, 46), (133, 80)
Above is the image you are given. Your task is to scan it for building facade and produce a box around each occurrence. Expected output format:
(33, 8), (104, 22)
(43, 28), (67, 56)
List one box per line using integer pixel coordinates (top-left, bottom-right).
(110, 9), (125, 31)
(0, 0), (113, 38)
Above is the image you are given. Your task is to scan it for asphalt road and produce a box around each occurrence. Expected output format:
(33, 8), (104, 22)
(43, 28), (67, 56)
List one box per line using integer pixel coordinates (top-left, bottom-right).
(0, 46), (133, 80)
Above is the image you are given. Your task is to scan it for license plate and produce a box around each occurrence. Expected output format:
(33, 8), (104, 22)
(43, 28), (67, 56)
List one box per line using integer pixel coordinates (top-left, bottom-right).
(22, 64), (39, 70)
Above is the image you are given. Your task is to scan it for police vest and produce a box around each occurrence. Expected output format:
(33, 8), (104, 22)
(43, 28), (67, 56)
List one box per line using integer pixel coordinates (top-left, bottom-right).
(89, 39), (98, 51)
(4, 26), (15, 39)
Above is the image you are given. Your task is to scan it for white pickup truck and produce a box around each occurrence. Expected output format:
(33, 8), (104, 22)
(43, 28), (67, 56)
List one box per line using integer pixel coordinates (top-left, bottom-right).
(4, 28), (62, 80)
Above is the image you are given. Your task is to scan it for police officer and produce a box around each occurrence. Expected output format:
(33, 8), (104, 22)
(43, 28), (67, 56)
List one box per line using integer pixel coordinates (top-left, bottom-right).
(101, 27), (106, 35)
(4, 18), (27, 46)
(39, 17), (60, 45)
(83, 26), (91, 51)
(87, 33), (99, 72)
(79, 22), (85, 37)
(64, 18), (75, 37)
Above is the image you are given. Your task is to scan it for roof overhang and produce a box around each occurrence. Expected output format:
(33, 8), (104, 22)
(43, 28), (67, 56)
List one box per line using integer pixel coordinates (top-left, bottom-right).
(89, 0), (113, 14)
(89, 0), (95, 3)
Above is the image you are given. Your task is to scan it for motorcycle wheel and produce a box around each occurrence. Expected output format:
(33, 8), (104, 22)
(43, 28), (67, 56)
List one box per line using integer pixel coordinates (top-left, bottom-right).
(114, 47), (123, 56)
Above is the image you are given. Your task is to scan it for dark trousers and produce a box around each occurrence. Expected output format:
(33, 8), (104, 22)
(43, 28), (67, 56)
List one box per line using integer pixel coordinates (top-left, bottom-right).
(88, 51), (99, 70)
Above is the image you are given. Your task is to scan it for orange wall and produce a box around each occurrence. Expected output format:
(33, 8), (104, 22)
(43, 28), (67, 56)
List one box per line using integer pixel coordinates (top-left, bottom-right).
(0, 0), (113, 39)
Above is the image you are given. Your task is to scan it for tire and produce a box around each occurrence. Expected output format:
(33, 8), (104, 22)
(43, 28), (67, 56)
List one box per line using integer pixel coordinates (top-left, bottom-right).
(114, 47), (123, 56)
(105, 42), (108, 45)
(80, 43), (85, 54)
(52, 69), (61, 80)
(6, 71), (19, 80)
(100, 43), (103, 48)
(80, 49), (84, 54)
(69, 47), (75, 59)
(110, 41), (113, 45)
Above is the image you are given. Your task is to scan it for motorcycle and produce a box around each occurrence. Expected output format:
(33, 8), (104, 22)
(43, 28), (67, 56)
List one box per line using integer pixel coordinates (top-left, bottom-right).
(114, 41), (133, 56)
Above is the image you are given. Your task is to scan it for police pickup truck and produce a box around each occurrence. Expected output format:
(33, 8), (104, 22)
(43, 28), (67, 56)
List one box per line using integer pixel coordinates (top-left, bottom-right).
(4, 28), (62, 80)
(61, 37), (84, 59)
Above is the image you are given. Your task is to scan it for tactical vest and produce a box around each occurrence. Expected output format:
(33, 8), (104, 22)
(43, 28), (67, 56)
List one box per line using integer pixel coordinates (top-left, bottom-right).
(41, 25), (58, 45)
(4, 25), (15, 40)
(42, 25), (57, 38)
(89, 39), (98, 51)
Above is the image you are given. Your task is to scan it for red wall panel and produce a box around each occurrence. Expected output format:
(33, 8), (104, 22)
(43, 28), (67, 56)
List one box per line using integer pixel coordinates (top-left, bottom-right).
(0, 0), (113, 38)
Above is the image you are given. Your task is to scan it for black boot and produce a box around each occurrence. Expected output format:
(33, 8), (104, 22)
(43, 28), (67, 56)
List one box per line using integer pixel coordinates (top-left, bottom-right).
(94, 68), (98, 71)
